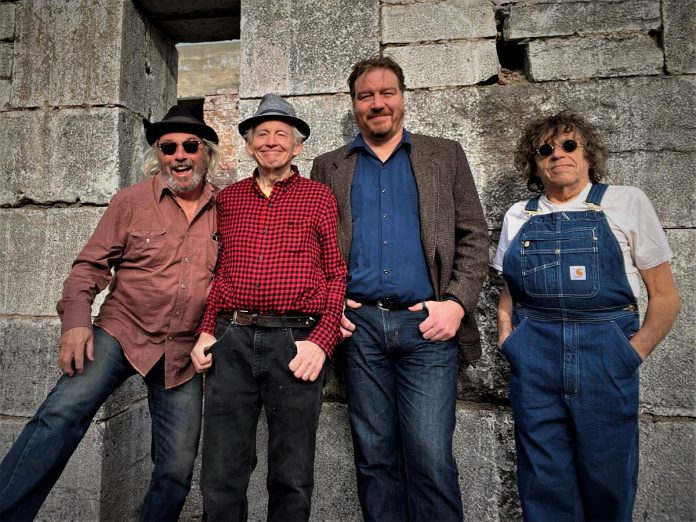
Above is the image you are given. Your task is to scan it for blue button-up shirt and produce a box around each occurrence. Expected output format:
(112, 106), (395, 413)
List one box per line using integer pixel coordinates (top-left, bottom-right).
(347, 132), (434, 303)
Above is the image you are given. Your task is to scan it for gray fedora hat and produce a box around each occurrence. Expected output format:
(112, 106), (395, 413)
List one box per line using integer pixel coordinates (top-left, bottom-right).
(145, 105), (219, 145)
(238, 93), (310, 139)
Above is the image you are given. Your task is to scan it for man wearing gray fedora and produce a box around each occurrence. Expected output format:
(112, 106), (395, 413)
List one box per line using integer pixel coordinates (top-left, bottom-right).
(0, 106), (220, 521)
(191, 93), (346, 521)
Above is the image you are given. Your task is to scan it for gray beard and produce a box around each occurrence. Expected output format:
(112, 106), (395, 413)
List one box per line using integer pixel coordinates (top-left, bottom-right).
(164, 170), (205, 195)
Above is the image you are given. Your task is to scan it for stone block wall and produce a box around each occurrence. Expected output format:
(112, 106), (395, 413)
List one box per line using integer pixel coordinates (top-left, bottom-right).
(0, 0), (694, 520)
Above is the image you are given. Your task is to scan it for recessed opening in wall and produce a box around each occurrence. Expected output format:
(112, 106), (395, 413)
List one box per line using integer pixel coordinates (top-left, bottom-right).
(494, 6), (526, 82)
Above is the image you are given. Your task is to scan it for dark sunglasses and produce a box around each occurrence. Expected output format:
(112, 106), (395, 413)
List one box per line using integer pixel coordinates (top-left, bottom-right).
(536, 139), (582, 157)
(157, 140), (203, 155)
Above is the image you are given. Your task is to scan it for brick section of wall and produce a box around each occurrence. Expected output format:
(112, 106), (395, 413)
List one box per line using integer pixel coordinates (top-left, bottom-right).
(526, 34), (663, 81)
(383, 0), (496, 43)
(387, 40), (499, 88)
(505, 0), (660, 39)
(203, 89), (241, 187)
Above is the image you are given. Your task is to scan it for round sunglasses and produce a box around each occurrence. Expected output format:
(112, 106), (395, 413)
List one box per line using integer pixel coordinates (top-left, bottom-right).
(157, 140), (203, 155)
(536, 139), (583, 157)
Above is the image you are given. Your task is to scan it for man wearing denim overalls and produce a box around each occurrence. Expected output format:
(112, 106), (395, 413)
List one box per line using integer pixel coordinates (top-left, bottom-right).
(493, 111), (681, 521)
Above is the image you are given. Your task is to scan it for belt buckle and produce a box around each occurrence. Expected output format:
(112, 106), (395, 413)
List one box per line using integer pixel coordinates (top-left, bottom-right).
(377, 299), (394, 311)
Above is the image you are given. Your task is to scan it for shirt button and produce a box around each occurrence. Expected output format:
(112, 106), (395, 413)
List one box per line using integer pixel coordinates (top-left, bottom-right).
(383, 269), (389, 274)
(254, 283), (260, 289)
(180, 284), (186, 289)
(383, 213), (388, 218)
(383, 240), (388, 245)
(382, 189), (387, 193)
(184, 257), (190, 263)
(263, 228), (268, 234)
(167, 336), (174, 341)
(258, 255), (263, 261)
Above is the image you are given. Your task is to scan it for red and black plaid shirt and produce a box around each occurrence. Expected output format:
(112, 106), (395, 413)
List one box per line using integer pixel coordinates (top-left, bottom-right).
(199, 167), (347, 355)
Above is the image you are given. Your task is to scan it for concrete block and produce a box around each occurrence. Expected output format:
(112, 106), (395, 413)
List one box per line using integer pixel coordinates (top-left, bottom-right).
(178, 41), (240, 99)
(11, 0), (176, 115)
(639, 229), (696, 415)
(0, 107), (146, 206)
(0, 208), (105, 317)
(526, 34), (663, 82)
(0, 78), (10, 108)
(383, 0), (496, 44)
(0, 418), (104, 521)
(0, 317), (63, 417)
(386, 40), (499, 89)
(663, 0), (696, 74)
(100, 401), (154, 522)
(636, 420), (696, 521)
(240, 0), (378, 97)
(402, 76), (695, 227)
(0, 42), (12, 78)
(0, 2), (15, 40)
(505, 0), (660, 39)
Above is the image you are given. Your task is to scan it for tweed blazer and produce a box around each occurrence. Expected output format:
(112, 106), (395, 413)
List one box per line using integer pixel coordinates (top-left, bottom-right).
(310, 132), (488, 364)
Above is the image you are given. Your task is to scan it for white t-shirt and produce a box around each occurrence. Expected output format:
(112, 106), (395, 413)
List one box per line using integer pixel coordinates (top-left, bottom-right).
(492, 184), (672, 297)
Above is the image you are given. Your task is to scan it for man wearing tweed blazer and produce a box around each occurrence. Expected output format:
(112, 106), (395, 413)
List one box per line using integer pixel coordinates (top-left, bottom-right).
(310, 55), (488, 521)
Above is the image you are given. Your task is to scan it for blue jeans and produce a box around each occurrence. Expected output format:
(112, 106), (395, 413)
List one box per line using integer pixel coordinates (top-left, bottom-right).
(201, 318), (324, 522)
(503, 308), (641, 522)
(344, 306), (463, 522)
(0, 327), (202, 522)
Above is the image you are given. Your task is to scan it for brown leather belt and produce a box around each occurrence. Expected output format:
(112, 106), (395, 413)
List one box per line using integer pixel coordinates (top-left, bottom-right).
(218, 310), (316, 328)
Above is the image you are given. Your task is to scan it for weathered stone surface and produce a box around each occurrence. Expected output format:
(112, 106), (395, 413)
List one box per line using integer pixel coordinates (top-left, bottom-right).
(178, 41), (240, 99)
(387, 40), (499, 89)
(403, 76), (696, 227)
(0, 418), (104, 521)
(0, 2), (15, 40)
(240, 0), (378, 97)
(0, 107), (146, 205)
(383, 0), (496, 44)
(0, 208), (105, 316)
(663, 0), (696, 74)
(505, 0), (660, 39)
(526, 34), (663, 82)
(11, 0), (176, 116)
(636, 420), (696, 521)
(0, 42), (12, 78)
(0, 78), (10, 108)
(100, 401), (154, 522)
(639, 230), (696, 415)
(204, 90), (241, 185)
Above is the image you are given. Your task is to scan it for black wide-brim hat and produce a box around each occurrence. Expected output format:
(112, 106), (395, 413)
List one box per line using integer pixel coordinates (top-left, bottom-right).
(145, 105), (219, 145)
(238, 93), (310, 139)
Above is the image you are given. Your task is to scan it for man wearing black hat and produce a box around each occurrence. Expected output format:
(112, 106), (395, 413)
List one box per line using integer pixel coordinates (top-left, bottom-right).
(190, 93), (346, 521)
(0, 106), (220, 521)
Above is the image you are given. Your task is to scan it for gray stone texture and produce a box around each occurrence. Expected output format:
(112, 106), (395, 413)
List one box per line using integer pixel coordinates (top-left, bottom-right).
(386, 40), (499, 89)
(505, 0), (660, 39)
(239, 0), (378, 98)
(0, 78), (10, 108)
(662, 0), (696, 74)
(11, 0), (176, 117)
(0, 107), (146, 206)
(526, 34), (664, 82)
(0, 208), (105, 317)
(383, 0), (496, 44)
(635, 420), (696, 521)
(0, 2), (14, 40)
(0, 42), (12, 78)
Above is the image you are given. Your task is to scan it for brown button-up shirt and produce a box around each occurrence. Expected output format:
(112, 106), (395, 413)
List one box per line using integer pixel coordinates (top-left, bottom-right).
(57, 173), (217, 388)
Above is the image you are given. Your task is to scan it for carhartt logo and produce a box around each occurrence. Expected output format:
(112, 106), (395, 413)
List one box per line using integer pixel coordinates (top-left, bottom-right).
(570, 266), (586, 280)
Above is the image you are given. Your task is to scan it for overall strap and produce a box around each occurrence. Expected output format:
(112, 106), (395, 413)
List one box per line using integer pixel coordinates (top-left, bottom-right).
(584, 183), (609, 209)
(524, 193), (542, 215)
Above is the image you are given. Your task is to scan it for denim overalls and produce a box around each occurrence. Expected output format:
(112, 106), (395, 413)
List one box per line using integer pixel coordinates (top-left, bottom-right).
(502, 184), (642, 521)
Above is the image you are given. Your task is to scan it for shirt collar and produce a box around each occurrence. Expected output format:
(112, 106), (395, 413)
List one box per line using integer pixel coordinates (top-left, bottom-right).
(349, 130), (412, 156)
(252, 165), (301, 198)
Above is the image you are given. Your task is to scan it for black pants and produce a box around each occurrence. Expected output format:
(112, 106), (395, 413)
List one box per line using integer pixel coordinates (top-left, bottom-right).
(201, 317), (324, 522)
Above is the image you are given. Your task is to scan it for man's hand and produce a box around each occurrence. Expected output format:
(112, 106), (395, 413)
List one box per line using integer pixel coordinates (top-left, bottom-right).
(498, 324), (513, 350)
(340, 299), (362, 338)
(289, 340), (326, 381)
(59, 326), (94, 376)
(191, 332), (217, 373)
(408, 300), (465, 341)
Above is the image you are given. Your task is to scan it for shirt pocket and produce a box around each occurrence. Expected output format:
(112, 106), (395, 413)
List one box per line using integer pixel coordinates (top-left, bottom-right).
(127, 228), (168, 265)
(281, 219), (313, 254)
(521, 227), (599, 298)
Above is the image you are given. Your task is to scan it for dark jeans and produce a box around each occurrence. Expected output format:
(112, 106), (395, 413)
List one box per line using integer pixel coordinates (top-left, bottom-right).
(0, 327), (202, 522)
(201, 318), (324, 522)
(344, 306), (463, 522)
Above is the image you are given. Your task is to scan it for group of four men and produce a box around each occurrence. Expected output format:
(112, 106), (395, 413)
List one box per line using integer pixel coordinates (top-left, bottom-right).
(0, 53), (679, 522)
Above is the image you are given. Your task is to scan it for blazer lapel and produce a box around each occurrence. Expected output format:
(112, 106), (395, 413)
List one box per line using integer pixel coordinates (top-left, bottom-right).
(332, 150), (357, 262)
(409, 135), (438, 266)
